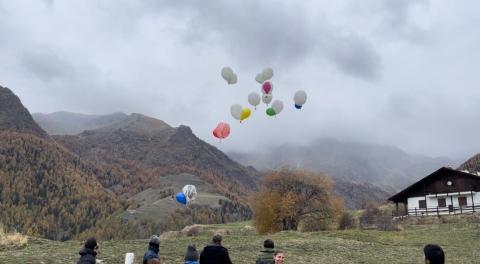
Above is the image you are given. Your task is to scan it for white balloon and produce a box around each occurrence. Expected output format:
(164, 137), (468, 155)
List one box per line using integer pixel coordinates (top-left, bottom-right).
(294, 90), (307, 106)
(125, 253), (135, 264)
(229, 74), (238, 84)
(255, 73), (264, 84)
(262, 67), (274, 80)
(221, 67), (235, 83)
(271, 100), (284, 114)
(230, 104), (243, 120)
(182, 184), (197, 202)
(262, 94), (273, 105)
(248, 92), (261, 107)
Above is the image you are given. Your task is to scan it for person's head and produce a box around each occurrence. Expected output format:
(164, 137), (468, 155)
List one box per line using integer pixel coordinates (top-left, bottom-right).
(149, 235), (160, 249)
(212, 234), (222, 245)
(424, 244), (444, 264)
(274, 250), (284, 264)
(185, 244), (199, 261)
(264, 239), (274, 249)
(84, 237), (98, 251)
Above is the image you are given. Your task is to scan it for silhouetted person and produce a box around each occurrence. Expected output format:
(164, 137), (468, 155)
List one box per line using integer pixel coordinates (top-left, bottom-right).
(256, 239), (275, 264)
(77, 237), (98, 264)
(424, 244), (444, 264)
(143, 235), (161, 264)
(199, 234), (232, 264)
(184, 244), (199, 264)
(274, 250), (284, 264)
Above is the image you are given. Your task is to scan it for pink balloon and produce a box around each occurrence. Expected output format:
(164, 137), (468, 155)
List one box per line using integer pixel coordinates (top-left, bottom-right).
(213, 122), (230, 139)
(262, 81), (273, 94)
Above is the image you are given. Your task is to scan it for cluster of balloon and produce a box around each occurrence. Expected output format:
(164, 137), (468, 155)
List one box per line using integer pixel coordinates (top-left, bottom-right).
(294, 90), (307, 109)
(213, 122), (230, 140)
(221, 67), (238, 85)
(230, 104), (251, 123)
(175, 184), (197, 205)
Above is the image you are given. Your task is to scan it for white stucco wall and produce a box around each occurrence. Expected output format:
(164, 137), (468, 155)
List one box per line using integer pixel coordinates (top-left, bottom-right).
(407, 192), (479, 216)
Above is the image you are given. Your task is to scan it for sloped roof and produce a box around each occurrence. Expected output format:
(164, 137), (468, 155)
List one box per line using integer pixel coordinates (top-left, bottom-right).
(388, 167), (480, 203)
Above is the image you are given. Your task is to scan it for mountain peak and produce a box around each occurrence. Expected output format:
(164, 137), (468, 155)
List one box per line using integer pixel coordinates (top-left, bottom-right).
(0, 85), (47, 137)
(457, 153), (480, 172)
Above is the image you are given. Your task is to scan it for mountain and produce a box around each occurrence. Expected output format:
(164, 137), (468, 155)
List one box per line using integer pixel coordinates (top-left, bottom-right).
(52, 113), (260, 199)
(0, 86), (47, 137)
(457, 153), (480, 172)
(32, 111), (128, 135)
(0, 86), (121, 240)
(230, 138), (452, 190)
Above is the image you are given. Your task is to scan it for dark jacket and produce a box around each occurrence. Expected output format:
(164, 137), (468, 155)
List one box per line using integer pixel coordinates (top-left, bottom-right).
(255, 247), (275, 264)
(77, 248), (97, 264)
(143, 244), (160, 264)
(199, 244), (232, 264)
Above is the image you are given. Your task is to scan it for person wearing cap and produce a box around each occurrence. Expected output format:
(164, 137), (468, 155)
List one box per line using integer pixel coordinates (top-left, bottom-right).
(143, 235), (161, 264)
(77, 237), (98, 264)
(199, 234), (232, 264)
(256, 239), (275, 264)
(184, 244), (199, 264)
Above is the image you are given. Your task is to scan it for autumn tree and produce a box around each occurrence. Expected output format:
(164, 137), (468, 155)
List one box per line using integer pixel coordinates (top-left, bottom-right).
(252, 168), (345, 233)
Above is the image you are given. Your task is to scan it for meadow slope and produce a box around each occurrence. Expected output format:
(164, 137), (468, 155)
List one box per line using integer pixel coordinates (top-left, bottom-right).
(1, 222), (479, 263)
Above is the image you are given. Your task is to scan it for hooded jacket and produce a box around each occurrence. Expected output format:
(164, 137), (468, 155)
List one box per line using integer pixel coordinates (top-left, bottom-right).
(77, 248), (97, 264)
(199, 244), (232, 264)
(256, 247), (275, 264)
(143, 244), (160, 264)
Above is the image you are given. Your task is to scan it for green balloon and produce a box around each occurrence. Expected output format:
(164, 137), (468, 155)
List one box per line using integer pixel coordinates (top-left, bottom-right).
(266, 108), (276, 116)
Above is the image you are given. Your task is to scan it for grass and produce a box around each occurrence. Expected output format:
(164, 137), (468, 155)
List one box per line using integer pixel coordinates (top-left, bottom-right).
(0, 226), (28, 251)
(0, 222), (479, 263)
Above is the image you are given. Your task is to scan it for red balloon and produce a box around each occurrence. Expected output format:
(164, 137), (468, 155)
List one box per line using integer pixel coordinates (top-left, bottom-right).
(262, 81), (272, 94)
(213, 122), (230, 139)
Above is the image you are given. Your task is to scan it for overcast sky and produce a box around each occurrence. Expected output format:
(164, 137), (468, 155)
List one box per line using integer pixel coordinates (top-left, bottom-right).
(1, 0), (479, 160)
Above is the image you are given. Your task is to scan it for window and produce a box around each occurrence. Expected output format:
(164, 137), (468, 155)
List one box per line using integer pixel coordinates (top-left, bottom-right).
(458, 197), (467, 207)
(438, 198), (446, 208)
(419, 200), (426, 209)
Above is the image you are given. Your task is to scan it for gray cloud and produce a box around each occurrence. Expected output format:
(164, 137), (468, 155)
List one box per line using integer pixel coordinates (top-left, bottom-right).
(21, 48), (74, 82)
(143, 0), (381, 80)
(0, 1), (479, 161)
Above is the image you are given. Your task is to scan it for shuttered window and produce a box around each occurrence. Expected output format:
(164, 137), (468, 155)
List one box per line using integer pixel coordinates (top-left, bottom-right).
(438, 198), (446, 208)
(419, 200), (426, 209)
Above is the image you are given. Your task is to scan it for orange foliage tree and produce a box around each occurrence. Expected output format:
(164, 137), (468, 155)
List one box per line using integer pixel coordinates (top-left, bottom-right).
(252, 168), (345, 233)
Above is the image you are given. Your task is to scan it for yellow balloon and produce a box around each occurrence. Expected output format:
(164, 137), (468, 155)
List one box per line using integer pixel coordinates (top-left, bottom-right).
(240, 108), (251, 121)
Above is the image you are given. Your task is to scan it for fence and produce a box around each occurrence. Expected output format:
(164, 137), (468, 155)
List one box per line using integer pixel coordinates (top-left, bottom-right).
(393, 204), (480, 217)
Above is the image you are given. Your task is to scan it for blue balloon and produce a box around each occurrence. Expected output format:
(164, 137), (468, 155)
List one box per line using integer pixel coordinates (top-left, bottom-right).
(295, 104), (302, 109)
(175, 192), (187, 205)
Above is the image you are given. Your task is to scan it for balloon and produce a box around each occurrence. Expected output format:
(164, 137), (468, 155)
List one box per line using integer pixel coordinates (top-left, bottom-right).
(248, 92), (261, 108)
(271, 100), (284, 114)
(261, 81), (273, 94)
(213, 122), (230, 139)
(262, 68), (274, 80)
(240, 108), (251, 121)
(182, 184), (198, 201)
(266, 108), (276, 116)
(221, 67), (234, 84)
(175, 192), (187, 205)
(255, 73), (264, 84)
(294, 90), (307, 107)
(295, 104), (302, 109)
(230, 104), (243, 120)
(229, 74), (238, 85)
(262, 93), (273, 105)
(125, 253), (135, 264)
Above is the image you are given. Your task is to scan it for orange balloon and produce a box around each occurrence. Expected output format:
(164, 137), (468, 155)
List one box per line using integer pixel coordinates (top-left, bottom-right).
(213, 122), (230, 139)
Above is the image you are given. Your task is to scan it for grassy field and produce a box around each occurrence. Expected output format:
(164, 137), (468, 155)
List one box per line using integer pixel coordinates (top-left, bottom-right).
(0, 221), (479, 263)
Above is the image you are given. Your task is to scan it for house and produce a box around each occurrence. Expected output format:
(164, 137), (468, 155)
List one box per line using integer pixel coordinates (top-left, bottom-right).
(389, 167), (480, 217)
